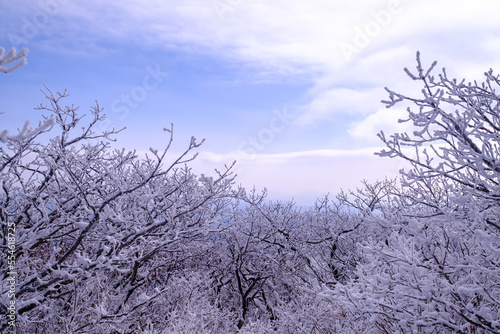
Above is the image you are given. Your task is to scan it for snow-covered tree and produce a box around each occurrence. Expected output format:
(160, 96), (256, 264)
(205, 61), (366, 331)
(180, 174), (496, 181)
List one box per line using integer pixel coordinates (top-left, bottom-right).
(378, 51), (500, 211)
(0, 88), (238, 332)
(331, 53), (500, 333)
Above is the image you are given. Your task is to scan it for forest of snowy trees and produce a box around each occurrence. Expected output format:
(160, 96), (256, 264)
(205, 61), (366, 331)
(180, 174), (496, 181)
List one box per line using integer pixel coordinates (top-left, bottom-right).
(1, 51), (500, 333)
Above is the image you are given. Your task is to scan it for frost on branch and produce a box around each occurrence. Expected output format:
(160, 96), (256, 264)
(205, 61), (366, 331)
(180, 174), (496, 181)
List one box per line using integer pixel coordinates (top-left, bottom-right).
(0, 116), (56, 144)
(0, 47), (29, 74)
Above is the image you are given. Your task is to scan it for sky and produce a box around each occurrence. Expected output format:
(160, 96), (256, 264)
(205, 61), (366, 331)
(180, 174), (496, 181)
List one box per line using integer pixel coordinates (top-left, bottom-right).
(1, 0), (500, 206)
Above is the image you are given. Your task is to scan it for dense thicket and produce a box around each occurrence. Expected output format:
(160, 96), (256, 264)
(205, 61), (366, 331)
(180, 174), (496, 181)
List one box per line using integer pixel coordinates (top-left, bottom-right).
(1, 54), (499, 333)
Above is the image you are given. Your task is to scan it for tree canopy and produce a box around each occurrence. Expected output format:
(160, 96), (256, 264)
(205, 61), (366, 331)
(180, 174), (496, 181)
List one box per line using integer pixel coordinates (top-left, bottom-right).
(1, 53), (499, 333)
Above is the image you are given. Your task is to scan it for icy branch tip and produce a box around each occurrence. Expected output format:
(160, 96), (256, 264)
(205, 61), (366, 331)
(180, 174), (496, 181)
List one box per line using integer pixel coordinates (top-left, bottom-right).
(0, 47), (30, 74)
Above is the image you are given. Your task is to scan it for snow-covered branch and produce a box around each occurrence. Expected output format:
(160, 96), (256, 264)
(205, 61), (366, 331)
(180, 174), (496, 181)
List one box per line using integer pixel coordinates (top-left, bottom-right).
(0, 117), (56, 144)
(0, 47), (29, 74)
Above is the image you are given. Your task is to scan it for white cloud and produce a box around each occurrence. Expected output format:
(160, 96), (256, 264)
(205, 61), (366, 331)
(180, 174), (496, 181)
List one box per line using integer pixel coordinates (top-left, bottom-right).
(349, 106), (413, 143)
(11, 0), (500, 77)
(15, 0), (500, 122)
(296, 87), (382, 124)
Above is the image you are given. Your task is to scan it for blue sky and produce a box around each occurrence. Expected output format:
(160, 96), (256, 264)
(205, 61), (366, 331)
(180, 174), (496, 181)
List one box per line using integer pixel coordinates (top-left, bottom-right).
(2, 0), (500, 205)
